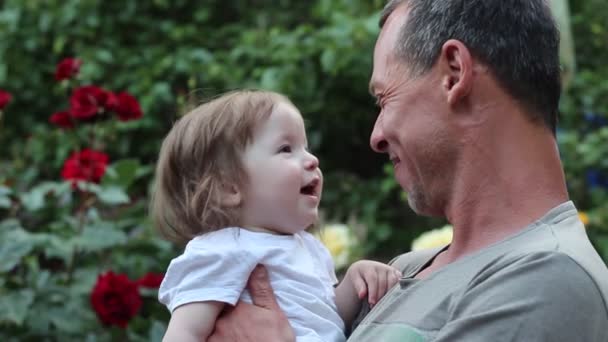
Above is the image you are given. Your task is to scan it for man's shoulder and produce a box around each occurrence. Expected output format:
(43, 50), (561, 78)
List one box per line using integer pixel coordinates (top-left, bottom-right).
(389, 246), (445, 276)
(471, 209), (608, 302)
(475, 249), (598, 284)
(479, 251), (608, 327)
(465, 250), (607, 316)
(519, 213), (608, 306)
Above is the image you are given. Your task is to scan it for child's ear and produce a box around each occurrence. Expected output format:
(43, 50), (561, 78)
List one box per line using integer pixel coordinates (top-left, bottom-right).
(220, 183), (242, 207)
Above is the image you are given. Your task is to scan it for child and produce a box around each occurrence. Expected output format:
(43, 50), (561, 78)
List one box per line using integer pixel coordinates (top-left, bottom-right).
(152, 90), (401, 342)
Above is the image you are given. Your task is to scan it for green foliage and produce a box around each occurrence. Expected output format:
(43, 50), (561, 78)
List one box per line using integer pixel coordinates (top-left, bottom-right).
(0, 0), (607, 339)
(558, 0), (608, 260)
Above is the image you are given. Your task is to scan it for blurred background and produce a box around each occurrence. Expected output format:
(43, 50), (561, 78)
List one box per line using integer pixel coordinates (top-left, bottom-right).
(0, 0), (606, 340)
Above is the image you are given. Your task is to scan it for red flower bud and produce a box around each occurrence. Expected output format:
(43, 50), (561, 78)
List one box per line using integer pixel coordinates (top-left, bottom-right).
(54, 58), (82, 81)
(69, 86), (111, 120)
(110, 92), (143, 121)
(49, 111), (75, 129)
(90, 271), (142, 328)
(0, 89), (12, 110)
(61, 149), (109, 184)
(136, 272), (165, 288)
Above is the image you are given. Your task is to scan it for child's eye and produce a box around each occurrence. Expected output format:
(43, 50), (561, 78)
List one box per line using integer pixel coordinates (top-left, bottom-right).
(278, 145), (292, 153)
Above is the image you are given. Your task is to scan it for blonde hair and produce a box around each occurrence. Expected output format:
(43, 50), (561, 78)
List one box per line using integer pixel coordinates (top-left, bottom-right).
(150, 90), (291, 244)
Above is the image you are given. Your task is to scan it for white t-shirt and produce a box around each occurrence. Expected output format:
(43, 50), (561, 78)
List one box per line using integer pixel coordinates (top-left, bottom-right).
(158, 227), (346, 342)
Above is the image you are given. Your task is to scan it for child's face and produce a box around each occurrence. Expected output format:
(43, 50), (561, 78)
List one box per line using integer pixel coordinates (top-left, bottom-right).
(240, 101), (323, 234)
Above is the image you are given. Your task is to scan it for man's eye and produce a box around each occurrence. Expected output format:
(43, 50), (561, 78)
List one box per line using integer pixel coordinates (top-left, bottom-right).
(278, 145), (292, 153)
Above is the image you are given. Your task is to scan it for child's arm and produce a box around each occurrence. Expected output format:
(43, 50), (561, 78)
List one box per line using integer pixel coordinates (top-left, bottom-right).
(334, 260), (401, 326)
(163, 301), (225, 342)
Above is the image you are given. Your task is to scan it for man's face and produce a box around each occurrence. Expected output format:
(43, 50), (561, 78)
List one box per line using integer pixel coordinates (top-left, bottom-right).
(369, 5), (457, 216)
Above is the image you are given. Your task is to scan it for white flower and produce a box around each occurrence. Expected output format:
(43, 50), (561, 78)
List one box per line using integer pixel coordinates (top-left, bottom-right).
(411, 225), (453, 251)
(314, 223), (357, 270)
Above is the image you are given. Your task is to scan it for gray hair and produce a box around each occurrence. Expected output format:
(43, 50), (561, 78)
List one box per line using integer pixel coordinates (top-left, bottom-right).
(380, 0), (561, 134)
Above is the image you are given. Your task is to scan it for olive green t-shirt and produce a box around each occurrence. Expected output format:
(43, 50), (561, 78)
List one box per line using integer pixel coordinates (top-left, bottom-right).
(349, 201), (608, 341)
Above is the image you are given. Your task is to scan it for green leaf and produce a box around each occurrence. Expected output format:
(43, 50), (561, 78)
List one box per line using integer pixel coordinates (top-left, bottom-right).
(70, 267), (100, 295)
(102, 159), (141, 189)
(320, 49), (337, 73)
(19, 184), (50, 211)
(48, 299), (93, 334)
(260, 67), (280, 91)
(0, 185), (11, 197)
(35, 271), (51, 290)
(148, 320), (167, 342)
(0, 218), (21, 230)
(41, 234), (74, 263)
(96, 186), (130, 205)
(0, 197), (11, 209)
(72, 222), (127, 252)
(0, 228), (34, 273)
(0, 289), (35, 326)
(18, 182), (70, 211)
(594, 236), (608, 260)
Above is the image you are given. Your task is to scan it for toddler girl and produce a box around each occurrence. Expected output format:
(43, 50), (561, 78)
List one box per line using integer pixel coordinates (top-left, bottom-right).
(152, 90), (401, 341)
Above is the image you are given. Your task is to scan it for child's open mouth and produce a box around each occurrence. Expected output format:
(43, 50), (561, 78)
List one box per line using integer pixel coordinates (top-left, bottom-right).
(300, 178), (319, 196)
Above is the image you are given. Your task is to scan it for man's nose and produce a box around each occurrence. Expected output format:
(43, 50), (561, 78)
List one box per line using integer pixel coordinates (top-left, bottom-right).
(370, 114), (388, 153)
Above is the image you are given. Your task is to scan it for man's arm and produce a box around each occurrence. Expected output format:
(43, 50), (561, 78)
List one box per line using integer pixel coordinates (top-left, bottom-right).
(208, 265), (295, 342)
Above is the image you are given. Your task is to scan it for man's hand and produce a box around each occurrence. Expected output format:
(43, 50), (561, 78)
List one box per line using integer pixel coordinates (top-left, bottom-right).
(208, 265), (295, 342)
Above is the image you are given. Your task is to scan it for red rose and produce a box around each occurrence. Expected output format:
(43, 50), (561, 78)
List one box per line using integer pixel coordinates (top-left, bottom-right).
(49, 111), (75, 129)
(69, 86), (110, 120)
(110, 92), (143, 121)
(0, 89), (12, 110)
(105, 91), (119, 111)
(61, 149), (109, 184)
(136, 272), (164, 288)
(90, 271), (142, 328)
(54, 58), (82, 81)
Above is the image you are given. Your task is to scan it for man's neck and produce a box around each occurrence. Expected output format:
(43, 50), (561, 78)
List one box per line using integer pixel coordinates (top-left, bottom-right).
(441, 120), (569, 264)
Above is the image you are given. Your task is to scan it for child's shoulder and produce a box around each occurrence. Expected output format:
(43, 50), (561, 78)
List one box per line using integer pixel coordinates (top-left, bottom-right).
(184, 227), (299, 255)
(187, 227), (241, 245)
(184, 227), (247, 253)
(168, 228), (259, 270)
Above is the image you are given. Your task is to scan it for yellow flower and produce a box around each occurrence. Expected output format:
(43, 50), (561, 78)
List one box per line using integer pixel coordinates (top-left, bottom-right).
(411, 225), (453, 251)
(314, 224), (357, 270)
(578, 212), (590, 226)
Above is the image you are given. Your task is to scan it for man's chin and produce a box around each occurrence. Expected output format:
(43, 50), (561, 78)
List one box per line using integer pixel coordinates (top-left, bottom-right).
(407, 196), (423, 215)
(407, 193), (442, 217)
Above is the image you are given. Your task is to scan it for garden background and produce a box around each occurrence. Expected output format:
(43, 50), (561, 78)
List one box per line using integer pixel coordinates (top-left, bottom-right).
(0, 0), (607, 340)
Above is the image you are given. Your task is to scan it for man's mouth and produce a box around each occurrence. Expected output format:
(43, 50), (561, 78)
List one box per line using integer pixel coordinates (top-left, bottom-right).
(300, 178), (320, 196)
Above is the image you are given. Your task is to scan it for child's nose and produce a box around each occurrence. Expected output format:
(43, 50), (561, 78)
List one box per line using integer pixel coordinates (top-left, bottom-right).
(304, 152), (319, 170)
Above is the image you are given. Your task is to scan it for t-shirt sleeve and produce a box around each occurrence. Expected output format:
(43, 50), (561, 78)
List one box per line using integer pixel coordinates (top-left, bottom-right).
(158, 238), (259, 313)
(434, 252), (608, 342)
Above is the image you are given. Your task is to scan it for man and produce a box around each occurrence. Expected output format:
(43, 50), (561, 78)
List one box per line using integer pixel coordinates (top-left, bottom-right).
(209, 0), (608, 340)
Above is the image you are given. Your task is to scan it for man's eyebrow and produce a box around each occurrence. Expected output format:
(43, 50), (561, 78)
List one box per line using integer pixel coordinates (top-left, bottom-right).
(369, 81), (383, 106)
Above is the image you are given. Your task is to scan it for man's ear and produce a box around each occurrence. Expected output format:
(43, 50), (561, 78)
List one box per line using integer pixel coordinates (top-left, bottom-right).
(439, 39), (473, 106)
(221, 183), (242, 207)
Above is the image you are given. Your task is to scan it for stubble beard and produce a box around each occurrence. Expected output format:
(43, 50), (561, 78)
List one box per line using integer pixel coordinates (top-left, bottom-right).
(407, 185), (443, 217)
(407, 184), (428, 215)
